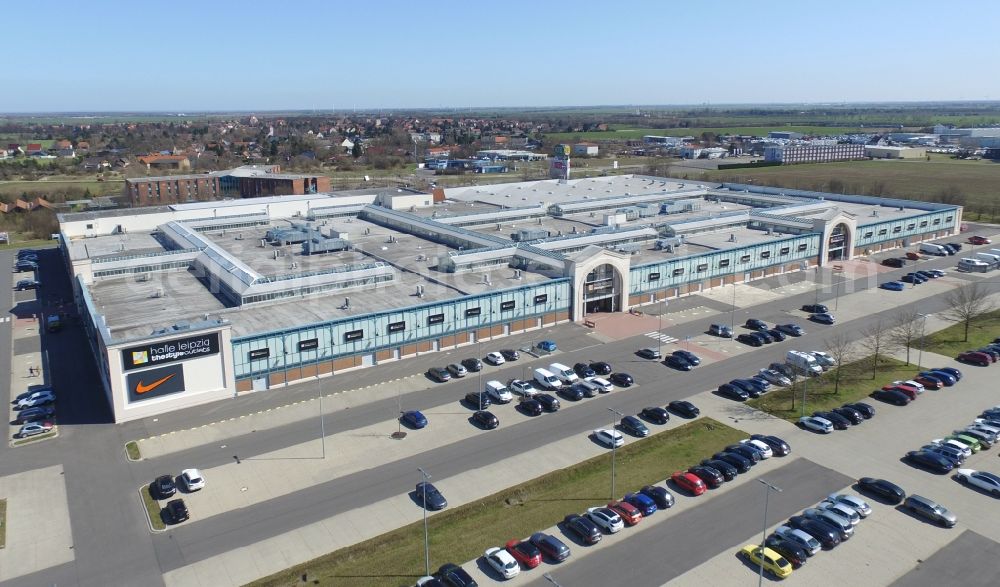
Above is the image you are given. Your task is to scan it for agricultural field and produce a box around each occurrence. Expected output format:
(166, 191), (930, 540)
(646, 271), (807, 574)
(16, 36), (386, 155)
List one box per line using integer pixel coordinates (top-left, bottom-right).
(0, 178), (123, 198)
(542, 125), (882, 142)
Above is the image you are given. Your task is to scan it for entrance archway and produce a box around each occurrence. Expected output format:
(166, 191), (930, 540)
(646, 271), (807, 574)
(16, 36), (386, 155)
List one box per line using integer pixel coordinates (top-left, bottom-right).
(827, 223), (851, 261)
(583, 263), (622, 315)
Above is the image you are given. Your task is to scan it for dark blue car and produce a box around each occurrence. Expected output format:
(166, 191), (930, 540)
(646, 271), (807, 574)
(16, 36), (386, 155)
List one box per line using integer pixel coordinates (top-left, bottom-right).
(623, 492), (657, 516)
(401, 410), (428, 429)
(881, 281), (905, 291)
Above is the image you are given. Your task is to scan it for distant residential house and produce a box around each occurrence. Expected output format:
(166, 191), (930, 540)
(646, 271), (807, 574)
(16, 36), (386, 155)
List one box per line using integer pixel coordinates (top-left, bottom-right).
(76, 141), (90, 152)
(26, 143), (44, 155)
(82, 157), (111, 171)
(56, 147), (76, 158)
(426, 146), (452, 158)
(55, 139), (73, 150)
(0, 197), (53, 214)
(341, 138), (355, 153)
(137, 154), (191, 171)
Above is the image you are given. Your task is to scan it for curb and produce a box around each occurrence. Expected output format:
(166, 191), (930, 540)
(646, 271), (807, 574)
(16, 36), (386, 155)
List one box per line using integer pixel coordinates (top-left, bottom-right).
(137, 487), (167, 534)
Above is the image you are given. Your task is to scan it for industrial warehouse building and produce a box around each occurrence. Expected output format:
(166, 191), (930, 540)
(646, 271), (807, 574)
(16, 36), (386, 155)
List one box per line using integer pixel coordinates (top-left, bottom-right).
(57, 175), (962, 422)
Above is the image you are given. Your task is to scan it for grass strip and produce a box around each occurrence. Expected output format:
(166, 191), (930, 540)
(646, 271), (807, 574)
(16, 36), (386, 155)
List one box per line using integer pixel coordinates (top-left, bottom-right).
(11, 431), (57, 446)
(250, 417), (745, 587)
(921, 309), (1000, 359)
(125, 441), (142, 461)
(0, 498), (6, 548)
(139, 486), (166, 531)
(749, 356), (922, 422)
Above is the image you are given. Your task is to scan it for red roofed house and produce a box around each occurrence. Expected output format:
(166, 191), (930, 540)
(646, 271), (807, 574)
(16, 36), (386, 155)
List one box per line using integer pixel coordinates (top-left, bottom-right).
(26, 143), (44, 155)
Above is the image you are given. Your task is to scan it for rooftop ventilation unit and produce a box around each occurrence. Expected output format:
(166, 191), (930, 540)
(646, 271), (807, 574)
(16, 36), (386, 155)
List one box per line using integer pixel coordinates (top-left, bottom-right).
(416, 284), (425, 298)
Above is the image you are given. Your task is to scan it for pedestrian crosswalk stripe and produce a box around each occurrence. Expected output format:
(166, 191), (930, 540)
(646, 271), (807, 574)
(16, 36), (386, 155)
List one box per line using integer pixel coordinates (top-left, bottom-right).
(646, 332), (678, 343)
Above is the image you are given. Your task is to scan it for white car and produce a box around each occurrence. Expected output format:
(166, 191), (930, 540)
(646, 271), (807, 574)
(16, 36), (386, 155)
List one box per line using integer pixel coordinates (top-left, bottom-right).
(893, 380), (924, 393)
(932, 438), (973, 458)
(586, 506), (624, 533)
(179, 468), (206, 491)
(758, 369), (792, 387)
(485, 352), (505, 365)
(586, 377), (614, 393)
(809, 351), (836, 368)
(817, 501), (860, 526)
(825, 493), (872, 518)
(593, 429), (624, 448)
(484, 546), (520, 579)
(509, 379), (537, 397)
(799, 416), (833, 433)
(741, 438), (773, 459)
(16, 390), (56, 409)
(773, 525), (820, 555)
(955, 468), (1000, 496)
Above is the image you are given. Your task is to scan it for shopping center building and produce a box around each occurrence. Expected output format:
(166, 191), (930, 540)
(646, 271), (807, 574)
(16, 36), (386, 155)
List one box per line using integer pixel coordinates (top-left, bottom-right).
(57, 175), (962, 422)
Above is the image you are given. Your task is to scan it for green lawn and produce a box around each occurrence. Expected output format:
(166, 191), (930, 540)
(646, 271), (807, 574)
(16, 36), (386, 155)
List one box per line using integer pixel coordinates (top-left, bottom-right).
(125, 441), (142, 461)
(139, 486), (166, 531)
(748, 357), (922, 422)
(0, 498), (6, 549)
(0, 179), (123, 198)
(922, 309), (1000, 358)
(250, 418), (745, 587)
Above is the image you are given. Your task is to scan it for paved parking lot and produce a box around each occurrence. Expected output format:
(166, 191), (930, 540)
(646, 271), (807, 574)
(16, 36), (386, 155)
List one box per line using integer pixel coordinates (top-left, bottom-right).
(0, 465), (75, 583)
(890, 530), (1000, 587)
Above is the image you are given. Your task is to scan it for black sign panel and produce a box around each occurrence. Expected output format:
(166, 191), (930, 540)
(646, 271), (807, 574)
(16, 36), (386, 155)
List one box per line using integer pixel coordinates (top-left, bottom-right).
(427, 313), (445, 325)
(248, 348), (271, 360)
(388, 321), (406, 333)
(297, 338), (319, 351)
(344, 329), (364, 342)
(122, 332), (220, 371)
(126, 364), (185, 403)
(533, 294), (548, 305)
(500, 300), (516, 311)
(648, 272), (660, 282)
(465, 307), (482, 317)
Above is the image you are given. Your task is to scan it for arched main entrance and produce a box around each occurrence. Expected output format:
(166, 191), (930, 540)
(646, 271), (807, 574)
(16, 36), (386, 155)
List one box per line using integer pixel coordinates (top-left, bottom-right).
(583, 263), (622, 315)
(827, 223), (851, 261)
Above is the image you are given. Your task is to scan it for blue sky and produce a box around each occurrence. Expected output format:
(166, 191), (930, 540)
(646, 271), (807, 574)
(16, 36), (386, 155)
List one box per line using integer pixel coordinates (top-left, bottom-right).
(2, 0), (998, 112)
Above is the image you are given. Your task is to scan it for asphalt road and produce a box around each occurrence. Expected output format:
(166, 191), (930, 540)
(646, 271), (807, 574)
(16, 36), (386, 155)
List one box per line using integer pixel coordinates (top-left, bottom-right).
(523, 458), (853, 587)
(889, 530), (1000, 587)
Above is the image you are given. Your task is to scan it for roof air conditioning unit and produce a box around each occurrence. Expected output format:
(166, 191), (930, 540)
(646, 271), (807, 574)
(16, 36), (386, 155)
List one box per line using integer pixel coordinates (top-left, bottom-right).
(153, 288), (163, 299)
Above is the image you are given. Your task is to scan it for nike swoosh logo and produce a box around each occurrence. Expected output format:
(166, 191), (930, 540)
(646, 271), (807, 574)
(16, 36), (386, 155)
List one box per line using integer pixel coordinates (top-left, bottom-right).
(136, 374), (175, 394)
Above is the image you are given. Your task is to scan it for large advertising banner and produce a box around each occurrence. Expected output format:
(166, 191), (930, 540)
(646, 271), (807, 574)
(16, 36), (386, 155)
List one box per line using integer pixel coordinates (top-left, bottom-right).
(126, 364), (186, 402)
(121, 332), (220, 371)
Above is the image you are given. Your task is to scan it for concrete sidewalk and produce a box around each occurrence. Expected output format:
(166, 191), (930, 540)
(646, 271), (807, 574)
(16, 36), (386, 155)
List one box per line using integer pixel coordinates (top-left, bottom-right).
(0, 465), (75, 583)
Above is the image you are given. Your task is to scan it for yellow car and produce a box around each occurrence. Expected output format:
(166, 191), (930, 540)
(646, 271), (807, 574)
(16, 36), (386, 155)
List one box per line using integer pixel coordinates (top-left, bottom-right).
(740, 544), (792, 579)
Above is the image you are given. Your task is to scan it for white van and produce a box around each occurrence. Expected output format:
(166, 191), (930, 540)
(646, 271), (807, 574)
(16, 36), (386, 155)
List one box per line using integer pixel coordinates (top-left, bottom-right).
(975, 252), (1000, 268)
(484, 380), (513, 403)
(534, 368), (562, 390)
(958, 258), (989, 272)
(548, 362), (579, 384)
(786, 350), (823, 376)
(919, 243), (948, 256)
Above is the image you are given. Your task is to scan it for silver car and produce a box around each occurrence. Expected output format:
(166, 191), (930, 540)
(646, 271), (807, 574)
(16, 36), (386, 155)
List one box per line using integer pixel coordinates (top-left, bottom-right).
(758, 369), (792, 387)
(446, 363), (467, 378)
(904, 495), (957, 527)
(804, 507), (854, 537)
(773, 525), (820, 555)
(826, 493), (872, 518)
(817, 501), (860, 526)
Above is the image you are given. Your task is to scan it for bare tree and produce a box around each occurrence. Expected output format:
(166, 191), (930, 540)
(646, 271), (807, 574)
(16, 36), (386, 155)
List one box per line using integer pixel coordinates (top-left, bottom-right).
(859, 319), (894, 379)
(941, 282), (995, 341)
(824, 333), (858, 394)
(889, 308), (924, 365)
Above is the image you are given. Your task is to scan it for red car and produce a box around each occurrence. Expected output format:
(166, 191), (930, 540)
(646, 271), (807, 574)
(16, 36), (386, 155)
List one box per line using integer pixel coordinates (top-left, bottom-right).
(671, 471), (707, 496)
(607, 500), (643, 526)
(957, 351), (992, 367)
(913, 375), (942, 390)
(881, 384), (919, 400)
(505, 539), (541, 569)
(969, 236), (991, 245)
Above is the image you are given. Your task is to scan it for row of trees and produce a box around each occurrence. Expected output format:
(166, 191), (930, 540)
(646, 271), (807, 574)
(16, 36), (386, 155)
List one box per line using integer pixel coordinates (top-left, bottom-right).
(822, 282), (995, 394)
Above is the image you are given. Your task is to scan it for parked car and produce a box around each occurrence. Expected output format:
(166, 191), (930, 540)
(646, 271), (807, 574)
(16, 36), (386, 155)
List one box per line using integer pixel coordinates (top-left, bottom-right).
(637, 347), (661, 360)
(15, 389), (56, 410)
(518, 399), (543, 416)
(672, 350), (701, 365)
(957, 351), (992, 366)
(802, 509), (853, 539)
(736, 333), (763, 347)
(500, 349), (520, 361)
(529, 532), (570, 562)
(857, 477), (906, 504)
(787, 516), (841, 549)
(558, 385), (585, 402)
(688, 465), (724, 489)
(813, 410), (851, 430)
(165, 499), (189, 524)
(799, 416), (833, 433)
(607, 500), (643, 525)
(573, 363), (596, 378)
(825, 493), (872, 518)
(446, 363), (468, 378)
(882, 383), (919, 400)
(767, 328), (787, 342)
(759, 368), (792, 387)
(881, 281), (906, 291)
(586, 377), (613, 393)
(14, 279), (40, 291)
(152, 474), (177, 499)
(593, 429), (624, 448)
(724, 444), (762, 463)
(769, 362), (796, 378)
(749, 434), (791, 456)
(903, 495), (957, 527)
(585, 507), (624, 534)
(741, 438), (774, 458)
(668, 400), (700, 418)
(179, 468), (205, 491)
(12, 406), (54, 425)
(802, 303), (829, 314)
(504, 539), (541, 569)
(718, 383), (749, 401)
(609, 372), (633, 387)
(922, 444), (965, 466)
(639, 485), (675, 509)
(871, 389), (911, 406)
(465, 392), (492, 409)
(665, 354), (695, 371)
(775, 324), (804, 337)
(485, 352), (506, 365)
(810, 351), (837, 368)
(844, 402), (875, 419)
(536, 340), (557, 352)
(740, 545), (793, 579)
(436, 563), (477, 587)
(640, 406), (670, 424)
(620, 416), (649, 437)
(809, 312), (835, 324)
(969, 235), (991, 245)
(460, 358), (482, 372)
(700, 459), (738, 481)
(400, 410), (428, 429)
(509, 379), (537, 397)
(832, 406), (864, 425)
(816, 502), (861, 526)
(415, 482), (448, 510)
(881, 257), (906, 268)
(709, 323), (734, 337)
(671, 471), (706, 495)
(623, 492), (658, 516)
(590, 362), (612, 375)
(472, 410), (499, 430)
(13, 260), (37, 273)
(913, 375), (943, 390)
(745, 318), (769, 331)
(535, 393), (560, 412)
(562, 514), (602, 545)
(954, 469), (1000, 496)
(427, 367), (451, 382)
(773, 525), (821, 556)
(713, 451), (753, 473)
(483, 547), (520, 579)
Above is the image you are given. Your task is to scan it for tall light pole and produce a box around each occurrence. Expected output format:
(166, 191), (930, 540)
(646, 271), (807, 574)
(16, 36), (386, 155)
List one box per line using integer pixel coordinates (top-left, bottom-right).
(319, 375), (326, 459)
(729, 280), (737, 333)
(757, 479), (783, 587)
(800, 375), (808, 418)
(658, 296), (664, 356)
(606, 407), (624, 500)
(418, 467), (432, 577)
(917, 313), (931, 367)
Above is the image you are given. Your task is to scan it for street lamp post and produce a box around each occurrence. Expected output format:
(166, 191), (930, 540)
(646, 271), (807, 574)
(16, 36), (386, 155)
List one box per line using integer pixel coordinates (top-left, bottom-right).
(917, 313), (931, 367)
(729, 280), (737, 333)
(319, 377), (326, 459)
(757, 479), (783, 587)
(418, 467), (432, 577)
(658, 296), (664, 356)
(606, 407), (624, 500)
(800, 375), (808, 418)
